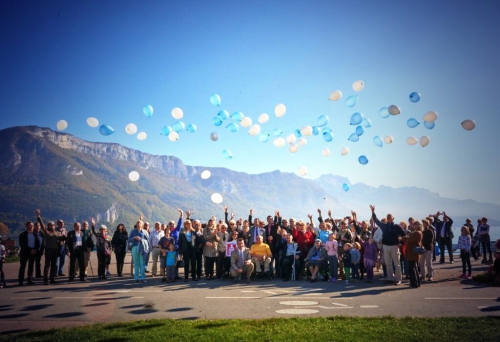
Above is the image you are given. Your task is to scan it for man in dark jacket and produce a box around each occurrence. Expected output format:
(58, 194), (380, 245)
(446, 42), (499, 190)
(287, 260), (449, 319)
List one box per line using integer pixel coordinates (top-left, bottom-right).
(18, 221), (40, 286)
(433, 212), (454, 264)
(66, 222), (88, 282)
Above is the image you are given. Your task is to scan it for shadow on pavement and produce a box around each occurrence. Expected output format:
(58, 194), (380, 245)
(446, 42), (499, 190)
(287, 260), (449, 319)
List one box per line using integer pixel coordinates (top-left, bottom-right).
(44, 312), (85, 318)
(0, 313), (30, 319)
(166, 307), (193, 312)
(21, 304), (54, 311)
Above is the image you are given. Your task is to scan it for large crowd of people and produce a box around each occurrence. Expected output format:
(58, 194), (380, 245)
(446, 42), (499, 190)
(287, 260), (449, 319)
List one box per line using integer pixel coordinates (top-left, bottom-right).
(7, 206), (498, 289)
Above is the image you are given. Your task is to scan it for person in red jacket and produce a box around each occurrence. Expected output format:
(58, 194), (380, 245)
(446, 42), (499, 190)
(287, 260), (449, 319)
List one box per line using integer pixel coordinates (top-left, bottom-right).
(292, 220), (314, 279)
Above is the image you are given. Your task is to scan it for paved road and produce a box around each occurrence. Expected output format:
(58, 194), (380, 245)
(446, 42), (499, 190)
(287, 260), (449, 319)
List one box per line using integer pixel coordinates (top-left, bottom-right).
(0, 254), (498, 334)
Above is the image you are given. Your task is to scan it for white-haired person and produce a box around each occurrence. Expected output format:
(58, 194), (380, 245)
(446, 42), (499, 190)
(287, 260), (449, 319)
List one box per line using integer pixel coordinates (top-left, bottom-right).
(91, 218), (112, 280)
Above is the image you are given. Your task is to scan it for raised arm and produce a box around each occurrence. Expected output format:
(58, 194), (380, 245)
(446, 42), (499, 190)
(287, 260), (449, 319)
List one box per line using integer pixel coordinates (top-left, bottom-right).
(174, 209), (183, 232)
(317, 208), (323, 223)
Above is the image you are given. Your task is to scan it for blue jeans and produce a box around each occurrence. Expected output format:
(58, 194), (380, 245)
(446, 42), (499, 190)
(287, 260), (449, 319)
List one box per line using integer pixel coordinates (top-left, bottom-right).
(132, 246), (145, 280)
(56, 245), (66, 275)
(327, 255), (338, 279)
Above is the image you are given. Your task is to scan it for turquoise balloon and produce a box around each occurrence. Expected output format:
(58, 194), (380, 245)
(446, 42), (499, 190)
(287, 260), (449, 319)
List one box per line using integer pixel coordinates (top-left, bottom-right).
(258, 132), (270, 142)
(342, 183), (350, 192)
(210, 94), (221, 106)
(322, 127), (332, 134)
(161, 126), (173, 136)
(222, 149), (233, 159)
(186, 124), (197, 133)
(172, 121), (185, 133)
(218, 110), (229, 120)
(358, 155), (369, 165)
(323, 131), (333, 142)
(379, 107), (390, 119)
(317, 115), (329, 127)
(362, 118), (371, 128)
(345, 95), (358, 108)
(373, 136), (383, 147)
(227, 122), (239, 133)
(294, 129), (302, 137)
(350, 112), (364, 125)
(348, 133), (359, 142)
(312, 126), (319, 135)
(424, 121), (435, 130)
(409, 92), (421, 103)
(213, 117), (223, 127)
(99, 124), (115, 136)
(231, 111), (244, 121)
(143, 105), (153, 118)
(273, 129), (283, 137)
(407, 118), (420, 128)
(356, 125), (364, 136)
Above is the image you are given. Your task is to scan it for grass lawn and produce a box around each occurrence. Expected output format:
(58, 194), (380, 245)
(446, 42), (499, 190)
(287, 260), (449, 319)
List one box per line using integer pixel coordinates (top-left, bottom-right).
(4, 255), (19, 263)
(3, 316), (500, 342)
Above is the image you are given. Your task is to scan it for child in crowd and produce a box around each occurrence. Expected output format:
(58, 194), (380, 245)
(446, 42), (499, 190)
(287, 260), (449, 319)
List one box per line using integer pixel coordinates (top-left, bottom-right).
(457, 225), (472, 279)
(363, 237), (378, 283)
(325, 233), (338, 282)
(342, 243), (352, 284)
(351, 242), (361, 282)
(166, 243), (177, 283)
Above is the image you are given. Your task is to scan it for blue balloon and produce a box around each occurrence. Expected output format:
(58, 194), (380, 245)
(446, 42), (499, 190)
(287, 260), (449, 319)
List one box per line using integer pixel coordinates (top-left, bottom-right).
(409, 92), (421, 103)
(322, 127), (332, 134)
(172, 121), (185, 133)
(186, 124), (197, 133)
(362, 118), (372, 128)
(350, 112), (364, 125)
(213, 117), (223, 127)
(231, 111), (244, 121)
(312, 126), (319, 135)
(342, 183), (350, 192)
(218, 110), (229, 120)
(222, 149), (233, 159)
(210, 94), (221, 106)
(226, 122), (239, 133)
(143, 105), (153, 118)
(373, 136), (383, 147)
(294, 129), (302, 137)
(356, 125), (364, 136)
(379, 107), (390, 119)
(273, 129), (283, 137)
(348, 133), (359, 142)
(345, 95), (358, 108)
(317, 115), (329, 127)
(358, 155), (369, 165)
(161, 126), (173, 136)
(407, 118), (420, 128)
(258, 132), (270, 142)
(99, 124), (115, 136)
(323, 131), (333, 142)
(424, 121), (435, 130)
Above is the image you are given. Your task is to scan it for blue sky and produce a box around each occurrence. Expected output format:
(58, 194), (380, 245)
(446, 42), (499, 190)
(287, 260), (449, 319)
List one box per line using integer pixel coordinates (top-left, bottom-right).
(1, 0), (500, 205)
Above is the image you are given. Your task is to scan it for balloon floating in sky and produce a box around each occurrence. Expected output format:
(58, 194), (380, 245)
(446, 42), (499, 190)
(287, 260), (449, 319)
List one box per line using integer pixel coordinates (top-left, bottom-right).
(362, 118), (371, 128)
(86, 117), (99, 128)
(345, 95), (358, 108)
(348, 133), (359, 142)
(407, 118), (420, 128)
(168, 131), (179, 142)
(273, 137), (286, 148)
(231, 111), (244, 121)
(322, 127), (332, 134)
(328, 90), (342, 101)
(298, 166), (307, 177)
(143, 105), (153, 118)
(171, 107), (183, 120)
(341, 147), (349, 156)
(358, 155), (369, 165)
(275, 104), (286, 118)
(217, 110), (229, 120)
(379, 107), (390, 119)
(312, 126), (319, 135)
(424, 121), (435, 130)
(342, 183), (350, 192)
(248, 124), (261, 136)
(423, 111), (437, 122)
(409, 92), (421, 103)
(322, 148), (330, 157)
(201, 170), (211, 180)
(273, 129), (283, 137)
(373, 136), (383, 147)
(258, 113), (269, 124)
(288, 143), (299, 153)
(137, 132), (147, 141)
(172, 121), (185, 133)
(226, 122), (239, 133)
(323, 131), (333, 142)
(356, 125), (364, 136)
(240, 116), (252, 127)
(352, 80), (365, 92)
(56, 120), (68, 131)
(388, 105), (401, 115)
(211, 192), (223, 204)
(99, 124), (115, 136)
(317, 115), (329, 127)
(298, 138), (307, 146)
(300, 126), (313, 136)
(210, 132), (218, 141)
(125, 123), (138, 135)
(461, 119), (475, 131)
(258, 132), (270, 143)
(210, 94), (221, 106)
(128, 171), (140, 182)
(350, 112), (364, 125)
(384, 135), (393, 144)
(286, 134), (296, 144)
(406, 136), (418, 145)
(222, 149), (233, 159)
(420, 136), (430, 147)
(294, 129), (302, 138)
(161, 126), (173, 136)
(186, 123), (197, 133)
(213, 117), (223, 127)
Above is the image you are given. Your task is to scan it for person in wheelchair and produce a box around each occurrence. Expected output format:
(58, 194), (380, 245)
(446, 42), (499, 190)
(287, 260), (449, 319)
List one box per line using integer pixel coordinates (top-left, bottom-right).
(279, 234), (301, 281)
(305, 239), (327, 283)
(250, 235), (272, 277)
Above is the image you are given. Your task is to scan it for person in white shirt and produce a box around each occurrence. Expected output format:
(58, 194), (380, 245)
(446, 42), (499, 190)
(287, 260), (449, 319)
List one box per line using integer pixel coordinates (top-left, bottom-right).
(149, 222), (165, 277)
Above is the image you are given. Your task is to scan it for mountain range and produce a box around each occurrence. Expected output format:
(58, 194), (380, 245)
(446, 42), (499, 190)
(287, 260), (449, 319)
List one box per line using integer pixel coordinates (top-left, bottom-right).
(1, 126), (498, 232)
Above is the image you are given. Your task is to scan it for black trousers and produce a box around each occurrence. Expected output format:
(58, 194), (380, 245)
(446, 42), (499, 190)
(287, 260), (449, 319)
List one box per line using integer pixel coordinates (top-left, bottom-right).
(97, 249), (108, 278)
(115, 250), (126, 276)
(195, 252), (203, 278)
(480, 235), (493, 261)
(69, 247), (85, 280)
(18, 252), (36, 284)
(216, 252), (227, 278)
(44, 247), (58, 283)
(281, 256), (301, 279)
(35, 250), (43, 277)
(205, 256), (216, 277)
(183, 248), (197, 279)
(438, 237), (453, 262)
(408, 260), (420, 288)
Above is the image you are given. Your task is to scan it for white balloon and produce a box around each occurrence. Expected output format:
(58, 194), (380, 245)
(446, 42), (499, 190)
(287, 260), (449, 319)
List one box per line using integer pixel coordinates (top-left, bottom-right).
(168, 131), (179, 142)
(328, 90), (342, 101)
(300, 126), (313, 136)
(201, 170), (211, 180)
(86, 117), (99, 128)
(341, 147), (349, 156)
(137, 132), (147, 140)
(273, 137), (286, 147)
(275, 104), (286, 118)
(352, 80), (365, 92)
(288, 143), (299, 153)
(423, 111), (438, 122)
(420, 136), (430, 147)
(125, 123), (138, 135)
(298, 166), (307, 177)
(384, 135), (393, 144)
(388, 105), (401, 115)
(248, 124), (261, 136)
(286, 134), (296, 144)
(406, 137), (418, 145)
(322, 148), (330, 157)
(56, 120), (68, 131)
(240, 117), (252, 127)
(258, 113), (269, 124)
(298, 138), (307, 146)
(211, 192), (223, 204)
(171, 107), (184, 119)
(128, 171), (140, 182)
(461, 119), (475, 131)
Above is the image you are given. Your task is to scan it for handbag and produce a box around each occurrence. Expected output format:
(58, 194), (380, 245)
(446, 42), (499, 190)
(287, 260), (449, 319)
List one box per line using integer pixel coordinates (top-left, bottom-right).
(413, 245), (426, 254)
